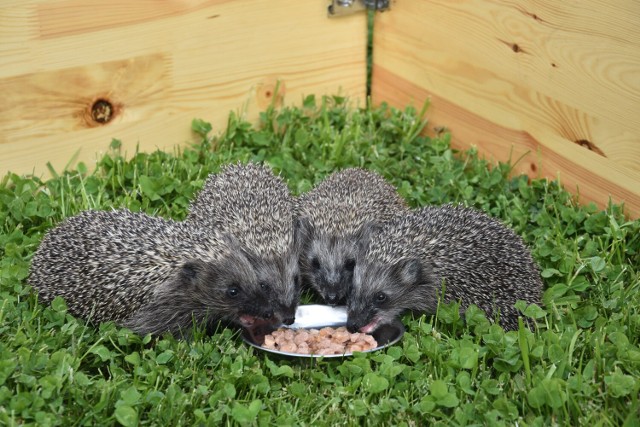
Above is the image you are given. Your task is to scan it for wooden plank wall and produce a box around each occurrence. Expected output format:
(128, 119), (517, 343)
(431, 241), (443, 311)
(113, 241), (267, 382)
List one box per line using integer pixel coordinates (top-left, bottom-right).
(372, 0), (640, 218)
(0, 0), (366, 177)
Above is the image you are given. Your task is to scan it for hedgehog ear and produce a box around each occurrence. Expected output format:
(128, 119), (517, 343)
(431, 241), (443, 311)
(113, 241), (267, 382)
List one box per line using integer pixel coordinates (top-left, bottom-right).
(180, 261), (202, 285)
(294, 216), (314, 249)
(394, 258), (423, 287)
(219, 232), (244, 250)
(355, 222), (383, 252)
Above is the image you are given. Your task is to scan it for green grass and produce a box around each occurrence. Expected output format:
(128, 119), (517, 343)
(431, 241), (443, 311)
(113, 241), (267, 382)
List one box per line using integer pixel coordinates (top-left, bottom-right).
(1, 96), (639, 426)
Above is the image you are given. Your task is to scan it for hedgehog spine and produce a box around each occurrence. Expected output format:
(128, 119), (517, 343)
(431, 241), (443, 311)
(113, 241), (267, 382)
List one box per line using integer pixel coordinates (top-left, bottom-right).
(29, 209), (275, 337)
(346, 204), (543, 332)
(187, 162), (302, 325)
(296, 168), (409, 306)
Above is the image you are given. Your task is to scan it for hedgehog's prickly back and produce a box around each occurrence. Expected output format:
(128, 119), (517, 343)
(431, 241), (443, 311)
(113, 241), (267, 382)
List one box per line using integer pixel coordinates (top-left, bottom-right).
(346, 204), (543, 332)
(187, 162), (302, 325)
(29, 209), (278, 337)
(296, 168), (409, 306)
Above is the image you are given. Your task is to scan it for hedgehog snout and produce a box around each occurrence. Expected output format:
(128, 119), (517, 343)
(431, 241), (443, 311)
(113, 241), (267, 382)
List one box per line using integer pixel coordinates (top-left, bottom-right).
(346, 319), (360, 334)
(346, 306), (365, 333)
(325, 271), (340, 286)
(320, 276), (345, 306)
(276, 303), (297, 325)
(325, 293), (340, 306)
(282, 316), (295, 326)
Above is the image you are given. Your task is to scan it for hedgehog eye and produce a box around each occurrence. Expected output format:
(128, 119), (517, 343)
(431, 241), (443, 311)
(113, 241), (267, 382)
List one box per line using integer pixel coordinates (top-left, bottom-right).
(311, 257), (321, 270)
(259, 281), (270, 291)
(344, 258), (356, 272)
(374, 292), (387, 304)
(227, 285), (240, 298)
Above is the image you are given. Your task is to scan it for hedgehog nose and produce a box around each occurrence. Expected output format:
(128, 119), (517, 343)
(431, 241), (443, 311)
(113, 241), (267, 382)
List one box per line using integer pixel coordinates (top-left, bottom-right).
(346, 320), (359, 334)
(282, 316), (295, 326)
(326, 294), (339, 306)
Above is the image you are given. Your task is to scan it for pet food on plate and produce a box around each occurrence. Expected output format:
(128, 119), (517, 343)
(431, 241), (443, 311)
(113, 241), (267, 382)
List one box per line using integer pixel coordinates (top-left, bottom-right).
(262, 326), (378, 355)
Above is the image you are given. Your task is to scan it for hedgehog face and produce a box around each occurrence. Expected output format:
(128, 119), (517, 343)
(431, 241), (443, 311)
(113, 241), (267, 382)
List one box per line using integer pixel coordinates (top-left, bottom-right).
(209, 253), (283, 328)
(346, 258), (426, 334)
(211, 230), (302, 328)
(242, 249), (301, 327)
(120, 251), (279, 337)
(301, 232), (359, 306)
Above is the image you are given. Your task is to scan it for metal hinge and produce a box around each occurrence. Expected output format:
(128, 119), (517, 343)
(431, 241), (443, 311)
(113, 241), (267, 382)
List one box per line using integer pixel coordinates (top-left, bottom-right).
(328, 0), (390, 17)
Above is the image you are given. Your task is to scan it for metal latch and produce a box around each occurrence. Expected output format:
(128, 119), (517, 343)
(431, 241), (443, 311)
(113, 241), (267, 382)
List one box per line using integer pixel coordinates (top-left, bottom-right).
(328, 0), (390, 17)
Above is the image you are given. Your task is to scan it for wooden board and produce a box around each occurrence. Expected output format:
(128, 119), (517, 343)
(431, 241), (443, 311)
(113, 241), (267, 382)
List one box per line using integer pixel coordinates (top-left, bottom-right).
(372, 0), (640, 218)
(0, 0), (367, 177)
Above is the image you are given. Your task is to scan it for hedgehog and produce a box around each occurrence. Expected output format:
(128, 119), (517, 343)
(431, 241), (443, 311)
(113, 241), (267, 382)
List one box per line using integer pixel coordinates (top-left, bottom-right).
(28, 209), (279, 337)
(345, 204), (543, 333)
(296, 168), (409, 306)
(187, 162), (302, 326)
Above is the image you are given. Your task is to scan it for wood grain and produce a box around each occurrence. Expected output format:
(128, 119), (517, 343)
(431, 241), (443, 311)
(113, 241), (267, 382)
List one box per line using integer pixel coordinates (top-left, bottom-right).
(0, 0), (366, 177)
(372, 0), (640, 217)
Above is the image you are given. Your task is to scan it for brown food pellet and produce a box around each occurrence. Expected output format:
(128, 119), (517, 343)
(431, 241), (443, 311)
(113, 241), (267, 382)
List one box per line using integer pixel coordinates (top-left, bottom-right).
(261, 326), (378, 355)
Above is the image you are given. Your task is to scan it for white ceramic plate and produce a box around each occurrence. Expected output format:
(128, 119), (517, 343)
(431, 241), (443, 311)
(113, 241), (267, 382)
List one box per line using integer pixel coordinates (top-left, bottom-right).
(242, 304), (404, 358)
